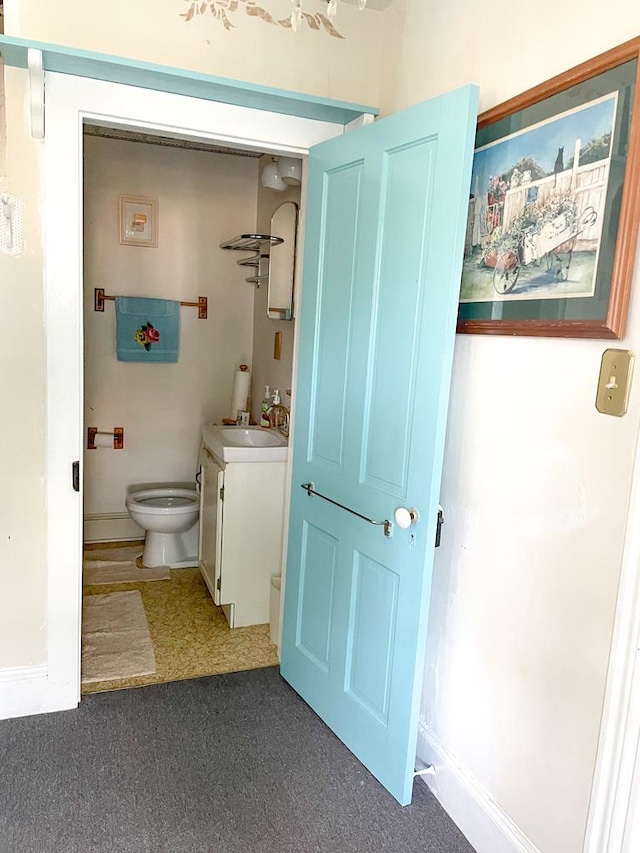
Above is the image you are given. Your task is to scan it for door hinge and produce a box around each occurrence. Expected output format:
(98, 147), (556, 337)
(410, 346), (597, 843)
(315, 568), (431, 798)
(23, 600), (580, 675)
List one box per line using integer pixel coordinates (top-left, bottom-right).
(435, 505), (444, 547)
(219, 486), (225, 501)
(216, 577), (221, 591)
(72, 461), (80, 492)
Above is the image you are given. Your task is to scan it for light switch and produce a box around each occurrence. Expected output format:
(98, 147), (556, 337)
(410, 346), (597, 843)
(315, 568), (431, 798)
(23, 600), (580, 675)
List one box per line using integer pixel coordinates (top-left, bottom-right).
(596, 349), (634, 417)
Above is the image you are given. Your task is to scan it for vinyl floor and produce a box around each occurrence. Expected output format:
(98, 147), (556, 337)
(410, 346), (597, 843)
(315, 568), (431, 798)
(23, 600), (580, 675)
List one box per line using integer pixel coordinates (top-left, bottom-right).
(82, 542), (278, 694)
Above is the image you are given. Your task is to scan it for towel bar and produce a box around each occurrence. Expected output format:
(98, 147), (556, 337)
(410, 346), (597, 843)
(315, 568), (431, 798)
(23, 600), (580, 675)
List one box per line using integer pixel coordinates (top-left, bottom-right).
(94, 288), (208, 319)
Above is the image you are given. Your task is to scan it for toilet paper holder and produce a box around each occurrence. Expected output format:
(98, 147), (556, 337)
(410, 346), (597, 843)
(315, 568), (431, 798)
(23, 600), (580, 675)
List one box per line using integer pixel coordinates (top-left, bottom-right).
(87, 427), (124, 450)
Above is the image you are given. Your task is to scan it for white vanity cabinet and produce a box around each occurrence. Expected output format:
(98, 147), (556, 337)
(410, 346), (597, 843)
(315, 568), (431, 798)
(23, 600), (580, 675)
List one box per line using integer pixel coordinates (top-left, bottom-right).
(199, 448), (286, 628)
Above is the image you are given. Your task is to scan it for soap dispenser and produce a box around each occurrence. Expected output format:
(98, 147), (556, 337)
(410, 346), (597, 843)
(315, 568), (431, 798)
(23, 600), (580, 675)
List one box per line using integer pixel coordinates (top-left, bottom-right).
(268, 389), (288, 431)
(260, 385), (271, 428)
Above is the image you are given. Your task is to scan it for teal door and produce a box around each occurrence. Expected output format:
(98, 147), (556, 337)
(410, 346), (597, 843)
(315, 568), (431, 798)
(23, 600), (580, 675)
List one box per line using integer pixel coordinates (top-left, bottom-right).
(280, 86), (479, 806)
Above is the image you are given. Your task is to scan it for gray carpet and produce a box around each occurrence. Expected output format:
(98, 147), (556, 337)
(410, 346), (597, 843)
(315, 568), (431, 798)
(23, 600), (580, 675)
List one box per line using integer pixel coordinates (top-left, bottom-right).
(0, 667), (475, 853)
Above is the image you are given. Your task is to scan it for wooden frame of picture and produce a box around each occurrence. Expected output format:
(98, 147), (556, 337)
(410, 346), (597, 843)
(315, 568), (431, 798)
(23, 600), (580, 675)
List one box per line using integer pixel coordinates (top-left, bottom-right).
(119, 195), (158, 248)
(457, 37), (640, 338)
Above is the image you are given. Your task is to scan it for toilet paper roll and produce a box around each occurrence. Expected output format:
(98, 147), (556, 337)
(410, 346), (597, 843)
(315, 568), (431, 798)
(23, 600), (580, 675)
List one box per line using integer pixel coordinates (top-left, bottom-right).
(230, 368), (251, 420)
(93, 432), (114, 449)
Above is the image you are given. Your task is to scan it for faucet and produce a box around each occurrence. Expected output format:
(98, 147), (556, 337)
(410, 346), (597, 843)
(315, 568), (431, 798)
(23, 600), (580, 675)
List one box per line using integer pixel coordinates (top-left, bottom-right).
(267, 403), (290, 437)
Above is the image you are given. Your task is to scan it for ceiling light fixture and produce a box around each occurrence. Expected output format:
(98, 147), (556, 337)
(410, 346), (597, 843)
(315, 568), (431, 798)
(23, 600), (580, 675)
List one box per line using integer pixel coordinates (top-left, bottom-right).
(277, 157), (302, 186)
(290, 0), (368, 30)
(261, 159), (287, 192)
(261, 156), (303, 190)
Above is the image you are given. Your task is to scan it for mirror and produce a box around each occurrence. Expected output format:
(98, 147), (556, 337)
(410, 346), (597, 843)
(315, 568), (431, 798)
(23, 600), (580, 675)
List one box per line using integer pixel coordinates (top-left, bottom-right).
(267, 201), (298, 320)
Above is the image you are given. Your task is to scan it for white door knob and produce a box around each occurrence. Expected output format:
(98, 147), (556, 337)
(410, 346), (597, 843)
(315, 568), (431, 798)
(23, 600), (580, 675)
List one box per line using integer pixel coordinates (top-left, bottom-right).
(394, 507), (420, 529)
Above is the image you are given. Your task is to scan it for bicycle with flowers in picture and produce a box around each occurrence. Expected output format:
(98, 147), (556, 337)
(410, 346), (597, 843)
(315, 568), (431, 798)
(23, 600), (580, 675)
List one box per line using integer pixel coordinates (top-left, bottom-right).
(486, 195), (598, 295)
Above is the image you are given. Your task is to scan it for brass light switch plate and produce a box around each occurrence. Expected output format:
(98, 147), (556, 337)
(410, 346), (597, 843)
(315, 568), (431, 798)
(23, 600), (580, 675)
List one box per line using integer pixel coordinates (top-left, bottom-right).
(596, 349), (634, 417)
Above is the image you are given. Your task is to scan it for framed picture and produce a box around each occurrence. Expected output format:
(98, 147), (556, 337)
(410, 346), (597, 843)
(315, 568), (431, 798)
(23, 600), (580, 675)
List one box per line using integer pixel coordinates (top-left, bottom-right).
(458, 37), (640, 338)
(119, 195), (158, 247)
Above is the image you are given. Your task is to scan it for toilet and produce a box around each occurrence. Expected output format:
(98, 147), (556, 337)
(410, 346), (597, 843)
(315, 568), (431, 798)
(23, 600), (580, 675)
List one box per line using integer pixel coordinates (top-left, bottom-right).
(125, 487), (200, 569)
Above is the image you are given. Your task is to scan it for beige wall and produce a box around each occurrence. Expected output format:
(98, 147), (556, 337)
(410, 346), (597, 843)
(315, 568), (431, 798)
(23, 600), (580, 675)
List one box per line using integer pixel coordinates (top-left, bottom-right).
(250, 154), (300, 421)
(83, 136), (258, 520)
(0, 68), (46, 667)
(394, 3), (640, 852)
(7, 0), (403, 116)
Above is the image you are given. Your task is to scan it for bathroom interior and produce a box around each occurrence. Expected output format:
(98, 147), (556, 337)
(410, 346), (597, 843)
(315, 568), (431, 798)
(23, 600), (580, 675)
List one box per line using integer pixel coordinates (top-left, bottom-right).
(81, 124), (301, 694)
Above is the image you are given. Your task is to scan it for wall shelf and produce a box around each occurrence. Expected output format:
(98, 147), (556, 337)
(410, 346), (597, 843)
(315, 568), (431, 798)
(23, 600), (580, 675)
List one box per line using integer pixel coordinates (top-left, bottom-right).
(237, 254), (269, 269)
(221, 236), (280, 288)
(220, 234), (283, 252)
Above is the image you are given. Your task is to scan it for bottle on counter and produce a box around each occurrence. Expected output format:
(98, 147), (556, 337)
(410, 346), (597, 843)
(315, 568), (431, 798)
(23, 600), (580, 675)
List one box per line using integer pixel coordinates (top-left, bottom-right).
(260, 385), (271, 428)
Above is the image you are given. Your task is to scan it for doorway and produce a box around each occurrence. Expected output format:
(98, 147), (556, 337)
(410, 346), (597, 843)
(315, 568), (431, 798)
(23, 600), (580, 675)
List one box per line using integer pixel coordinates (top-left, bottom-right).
(78, 121), (306, 692)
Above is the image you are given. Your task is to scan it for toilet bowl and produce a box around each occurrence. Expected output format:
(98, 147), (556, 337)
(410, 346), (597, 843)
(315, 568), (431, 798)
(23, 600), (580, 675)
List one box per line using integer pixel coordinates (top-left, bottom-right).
(126, 487), (200, 569)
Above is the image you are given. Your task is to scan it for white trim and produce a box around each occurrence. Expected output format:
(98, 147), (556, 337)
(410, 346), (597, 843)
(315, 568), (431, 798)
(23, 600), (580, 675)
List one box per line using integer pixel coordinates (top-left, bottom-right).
(37, 71), (345, 720)
(275, 156), (308, 656)
(583, 419), (640, 853)
(416, 723), (542, 853)
(0, 663), (48, 684)
(83, 512), (144, 543)
(622, 732), (640, 851)
(345, 112), (376, 132)
(27, 48), (44, 139)
(0, 665), (72, 721)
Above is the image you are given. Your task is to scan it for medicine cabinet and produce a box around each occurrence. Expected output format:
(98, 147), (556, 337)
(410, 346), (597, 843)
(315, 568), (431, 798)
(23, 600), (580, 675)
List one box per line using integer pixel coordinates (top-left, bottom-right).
(267, 201), (298, 321)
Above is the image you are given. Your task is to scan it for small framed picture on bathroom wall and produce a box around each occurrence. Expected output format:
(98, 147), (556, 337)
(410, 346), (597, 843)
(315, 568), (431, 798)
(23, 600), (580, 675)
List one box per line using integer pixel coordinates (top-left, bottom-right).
(119, 195), (158, 248)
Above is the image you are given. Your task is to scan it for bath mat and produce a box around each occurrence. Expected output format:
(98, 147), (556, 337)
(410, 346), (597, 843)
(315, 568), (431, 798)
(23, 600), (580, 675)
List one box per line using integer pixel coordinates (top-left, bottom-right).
(83, 560), (170, 585)
(81, 590), (156, 684)
(84, 545), (145, 563)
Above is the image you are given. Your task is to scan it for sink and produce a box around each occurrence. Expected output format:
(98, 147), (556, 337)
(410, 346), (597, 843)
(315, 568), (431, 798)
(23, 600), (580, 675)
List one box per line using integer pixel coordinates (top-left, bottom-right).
(202, 424), (288, 463)
(220, 428), (285, 448)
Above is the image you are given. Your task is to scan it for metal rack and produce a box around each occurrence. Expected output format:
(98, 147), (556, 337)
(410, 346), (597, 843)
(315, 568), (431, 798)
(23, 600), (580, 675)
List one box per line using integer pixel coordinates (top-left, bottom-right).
(220, 234), (282, 286)
(220, 233), (283, 252)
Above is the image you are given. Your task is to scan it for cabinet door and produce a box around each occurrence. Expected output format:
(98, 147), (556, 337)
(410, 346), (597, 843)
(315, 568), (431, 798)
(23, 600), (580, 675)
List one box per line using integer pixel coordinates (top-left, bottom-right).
(200, 451), (224, 605)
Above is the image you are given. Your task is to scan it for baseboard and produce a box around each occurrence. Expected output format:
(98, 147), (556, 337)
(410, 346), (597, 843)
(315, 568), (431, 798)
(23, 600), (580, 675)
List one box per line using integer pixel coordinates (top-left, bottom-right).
(84, 512), (144, 543)
(416, 722), (542, 853)
(0, 664), (76, 720)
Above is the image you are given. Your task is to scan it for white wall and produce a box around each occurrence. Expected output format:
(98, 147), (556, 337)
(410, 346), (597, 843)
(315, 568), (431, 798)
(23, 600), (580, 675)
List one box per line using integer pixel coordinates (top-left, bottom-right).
(250, 154), (300, 420)
(83, 136), (257, 526)
(395, 3), (640, 853)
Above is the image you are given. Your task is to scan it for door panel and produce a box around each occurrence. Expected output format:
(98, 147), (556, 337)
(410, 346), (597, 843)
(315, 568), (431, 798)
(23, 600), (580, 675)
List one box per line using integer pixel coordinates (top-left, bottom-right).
(309, 162), (363, 472)
(361, 141), (437, 495)
(282, 85), (479, 805)
(296, 520), (338, 671)
(345, 552), (398, 724)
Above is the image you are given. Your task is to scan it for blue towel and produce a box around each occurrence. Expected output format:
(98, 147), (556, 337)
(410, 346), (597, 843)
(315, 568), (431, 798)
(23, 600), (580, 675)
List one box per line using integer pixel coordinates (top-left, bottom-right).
(115, 297), (180, 363)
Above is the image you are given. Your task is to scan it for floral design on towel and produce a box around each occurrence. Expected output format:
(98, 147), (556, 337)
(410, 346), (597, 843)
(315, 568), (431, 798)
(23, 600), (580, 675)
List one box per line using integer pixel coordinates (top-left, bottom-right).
(134, 322), (161, 352)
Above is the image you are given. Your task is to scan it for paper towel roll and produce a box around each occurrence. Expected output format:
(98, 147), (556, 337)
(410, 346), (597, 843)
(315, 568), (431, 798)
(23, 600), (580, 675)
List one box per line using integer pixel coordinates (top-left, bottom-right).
(230, 367), (251, 420)
(94, 432), (114, 449)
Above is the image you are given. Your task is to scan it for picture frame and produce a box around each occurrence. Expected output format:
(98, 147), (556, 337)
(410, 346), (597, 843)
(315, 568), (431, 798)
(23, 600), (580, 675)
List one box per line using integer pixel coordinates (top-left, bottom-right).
(457, 37), (640, 339)
(119, 195), (158, 248)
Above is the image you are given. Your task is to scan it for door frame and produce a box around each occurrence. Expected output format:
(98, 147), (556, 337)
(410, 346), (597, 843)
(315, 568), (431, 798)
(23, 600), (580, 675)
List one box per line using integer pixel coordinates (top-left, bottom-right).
(42, 70), (360, 714)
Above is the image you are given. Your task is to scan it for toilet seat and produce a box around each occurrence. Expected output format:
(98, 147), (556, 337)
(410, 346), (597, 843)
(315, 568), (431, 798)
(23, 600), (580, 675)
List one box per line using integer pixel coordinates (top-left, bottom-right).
(126, 488), (198, 517)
